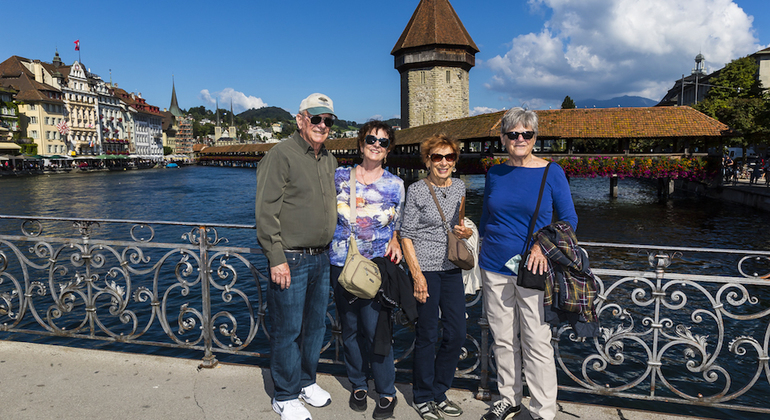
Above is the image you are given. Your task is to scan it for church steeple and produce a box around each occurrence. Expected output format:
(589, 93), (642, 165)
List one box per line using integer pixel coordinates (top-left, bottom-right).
(229, 99), (237, 140)
(169, 76), (183, 118)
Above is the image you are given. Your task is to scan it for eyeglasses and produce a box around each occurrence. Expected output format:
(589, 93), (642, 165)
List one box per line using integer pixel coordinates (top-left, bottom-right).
(504, 131), (536, 140)
(364, 135), (390, 148)
(430, 153), (457, 163)
(306, 114), (335, 128)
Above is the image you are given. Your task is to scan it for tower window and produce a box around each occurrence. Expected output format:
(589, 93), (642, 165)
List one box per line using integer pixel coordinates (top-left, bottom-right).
(421, 71), (426, 84)
(447, 71), (450, 83)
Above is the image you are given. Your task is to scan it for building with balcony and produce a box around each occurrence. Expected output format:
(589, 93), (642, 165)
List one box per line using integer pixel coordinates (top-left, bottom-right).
(113, 87), (163, 160)
(0, 85), (19, 142)
(0, 55), (68, 155)
(60, 61), (100, 155)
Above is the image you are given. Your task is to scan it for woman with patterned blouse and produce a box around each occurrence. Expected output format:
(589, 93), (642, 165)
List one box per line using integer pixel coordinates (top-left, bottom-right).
(329, 120), (404, 420)
(401, 134), (473, 420)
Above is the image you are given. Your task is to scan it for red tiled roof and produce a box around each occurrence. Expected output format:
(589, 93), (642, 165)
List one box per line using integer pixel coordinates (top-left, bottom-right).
(393, 106), (737, 145)
(0, 56), (63, 103)
(201, 144), (275, 154)
(392, 0), (478, 55)
(112, 87), (161, 116)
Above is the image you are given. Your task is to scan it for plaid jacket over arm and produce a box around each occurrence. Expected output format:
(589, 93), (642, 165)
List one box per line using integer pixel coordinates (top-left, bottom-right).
(535, 221), (600, 337)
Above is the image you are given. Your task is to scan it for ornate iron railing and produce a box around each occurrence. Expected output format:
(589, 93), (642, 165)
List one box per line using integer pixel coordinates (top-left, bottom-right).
(1, 215), (769, 415)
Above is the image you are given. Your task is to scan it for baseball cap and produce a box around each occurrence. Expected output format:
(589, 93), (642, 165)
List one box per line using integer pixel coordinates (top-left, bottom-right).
(299, 93), (336, 117)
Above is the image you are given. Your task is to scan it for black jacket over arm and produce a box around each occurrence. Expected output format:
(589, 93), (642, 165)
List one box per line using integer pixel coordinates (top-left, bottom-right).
(372, 258), (418, 356)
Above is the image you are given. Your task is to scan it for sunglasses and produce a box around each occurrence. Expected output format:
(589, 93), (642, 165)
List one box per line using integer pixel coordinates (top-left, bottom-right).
(430, 153), (457, 163)
(364, 135), (391, 148)
(306, 114), (335, 128)
(504, 131), (536, 140)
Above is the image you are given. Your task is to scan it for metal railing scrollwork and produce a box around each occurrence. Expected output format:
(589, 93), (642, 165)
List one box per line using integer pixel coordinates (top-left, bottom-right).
(1, 216), (770, 415)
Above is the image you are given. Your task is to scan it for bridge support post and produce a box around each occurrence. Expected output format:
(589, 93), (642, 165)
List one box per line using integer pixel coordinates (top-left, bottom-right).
(657, 177), (674, 198)
(610, 175), (618, 198)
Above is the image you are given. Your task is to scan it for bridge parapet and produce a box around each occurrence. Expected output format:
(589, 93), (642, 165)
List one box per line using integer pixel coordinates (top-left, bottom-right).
(0, 215), (768, 416)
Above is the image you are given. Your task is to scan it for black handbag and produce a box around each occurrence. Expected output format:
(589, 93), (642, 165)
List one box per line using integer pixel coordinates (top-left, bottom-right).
(516, 163), (551, 290)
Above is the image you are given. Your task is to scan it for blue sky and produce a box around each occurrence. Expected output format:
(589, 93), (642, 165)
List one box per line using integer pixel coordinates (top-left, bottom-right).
(3, 0), (768, 123)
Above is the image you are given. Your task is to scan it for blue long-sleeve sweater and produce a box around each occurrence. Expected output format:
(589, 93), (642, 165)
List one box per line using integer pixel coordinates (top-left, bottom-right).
(479, 163), (578, 276)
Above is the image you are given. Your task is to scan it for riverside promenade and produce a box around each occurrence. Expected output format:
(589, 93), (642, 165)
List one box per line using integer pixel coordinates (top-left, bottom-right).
(0, 340), (709, 420)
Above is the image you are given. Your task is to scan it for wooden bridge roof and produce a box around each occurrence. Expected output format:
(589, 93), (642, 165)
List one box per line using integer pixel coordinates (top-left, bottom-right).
(392, 106), (738, 146)
(200, 106), (737, 155)
(198, 137), (360, 155)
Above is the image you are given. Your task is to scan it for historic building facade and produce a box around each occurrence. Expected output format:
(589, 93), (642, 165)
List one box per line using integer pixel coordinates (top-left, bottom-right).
(0, 86), (19, 142)
(0, 52), (163, 159)
(164, 79), (194, 155)
(0, 55), (68, 155)
(391, 0), (478, 129)
(61, 61), (100, 155)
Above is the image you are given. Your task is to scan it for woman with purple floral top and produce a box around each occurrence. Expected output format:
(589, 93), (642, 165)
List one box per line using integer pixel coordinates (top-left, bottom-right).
(329, 121), (404, 419)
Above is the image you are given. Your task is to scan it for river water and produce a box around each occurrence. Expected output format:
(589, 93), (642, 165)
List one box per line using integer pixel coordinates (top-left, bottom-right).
(3, 165), (770, 249)
(1, 166), (769, 418)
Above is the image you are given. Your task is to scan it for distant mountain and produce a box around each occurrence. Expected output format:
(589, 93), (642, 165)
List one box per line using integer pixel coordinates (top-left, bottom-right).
(234, 106), (401, 130)
(574, 95), (658, 108)
(383, 118), (401, 128)
(238, 106), (293, 122)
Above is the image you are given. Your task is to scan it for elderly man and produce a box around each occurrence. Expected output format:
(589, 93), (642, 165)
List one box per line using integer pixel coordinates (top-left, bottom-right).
(256, 93), (338, 420)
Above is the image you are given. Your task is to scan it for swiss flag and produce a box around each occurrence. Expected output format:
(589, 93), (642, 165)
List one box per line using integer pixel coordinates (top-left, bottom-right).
(74, 40), (80, 51)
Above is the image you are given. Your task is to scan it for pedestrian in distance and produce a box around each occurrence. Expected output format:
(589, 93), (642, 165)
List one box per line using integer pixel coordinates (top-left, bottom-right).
(478, 107), (578, 420)
(329, 120), (405, 419)
(749, 156), (762, 185)
(255, 93), (338, 420)
(401, 134), (473, 420)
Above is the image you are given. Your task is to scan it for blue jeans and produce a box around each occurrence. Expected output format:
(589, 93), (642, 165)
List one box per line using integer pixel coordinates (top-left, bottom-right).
(412, 268), (466, 404)
(331, 265), (396, 398)
(267, 251), (330, 401)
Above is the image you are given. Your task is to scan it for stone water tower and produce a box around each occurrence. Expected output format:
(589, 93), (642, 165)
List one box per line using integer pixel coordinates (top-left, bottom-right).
(392, 0), (478, 129)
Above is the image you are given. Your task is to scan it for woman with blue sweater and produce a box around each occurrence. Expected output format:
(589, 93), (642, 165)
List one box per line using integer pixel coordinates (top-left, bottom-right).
(478, 108), (577, 420)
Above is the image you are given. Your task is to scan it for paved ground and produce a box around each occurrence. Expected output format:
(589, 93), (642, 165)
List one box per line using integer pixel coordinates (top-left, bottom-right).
(0, 340), (712, 420)
(724, 177), (770, 194)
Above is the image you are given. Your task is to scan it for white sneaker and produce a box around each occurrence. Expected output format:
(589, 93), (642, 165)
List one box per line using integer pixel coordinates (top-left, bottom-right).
(272, 398), (312, 420)
(300, 383), (332, 407)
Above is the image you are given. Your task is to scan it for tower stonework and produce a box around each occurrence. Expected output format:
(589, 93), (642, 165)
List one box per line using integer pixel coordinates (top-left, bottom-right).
(392, 0), (478, 129)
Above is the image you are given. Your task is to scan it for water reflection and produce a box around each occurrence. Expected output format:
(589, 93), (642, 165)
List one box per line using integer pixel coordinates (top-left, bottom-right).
(4, 167), (770, 252)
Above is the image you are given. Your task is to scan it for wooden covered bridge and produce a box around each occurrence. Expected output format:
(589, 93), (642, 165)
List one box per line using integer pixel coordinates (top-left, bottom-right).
(198, 106), (736, 185)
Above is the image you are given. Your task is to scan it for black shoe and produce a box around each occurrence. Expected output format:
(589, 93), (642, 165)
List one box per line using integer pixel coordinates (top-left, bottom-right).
(414, 401), (443, 420)
(349, 389), (367, 412)
(481, 400), (521, 420)
(373, 396), (397, 419)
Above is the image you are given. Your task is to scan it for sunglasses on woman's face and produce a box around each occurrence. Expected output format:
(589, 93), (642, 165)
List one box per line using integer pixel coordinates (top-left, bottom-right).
(364, 135), (390, 148)
(430, 153), (457, 163)
(306, 114), (335, 128)
(504, 131), (536, 140)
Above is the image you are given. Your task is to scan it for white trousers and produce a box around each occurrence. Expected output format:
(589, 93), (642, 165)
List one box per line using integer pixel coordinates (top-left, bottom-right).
(481, 269), (557, 420)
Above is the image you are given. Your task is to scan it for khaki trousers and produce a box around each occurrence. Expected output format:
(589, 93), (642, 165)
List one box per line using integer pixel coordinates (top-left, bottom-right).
(481, 269), (557, 420)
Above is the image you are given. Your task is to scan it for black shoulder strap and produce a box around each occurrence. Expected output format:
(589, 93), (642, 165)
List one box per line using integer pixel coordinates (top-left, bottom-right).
(522, 162), (552, 254)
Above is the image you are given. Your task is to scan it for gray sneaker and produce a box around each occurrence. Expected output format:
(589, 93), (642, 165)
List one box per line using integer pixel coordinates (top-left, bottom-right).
(414, 401), (444, 420)
(436, 399), (463, 417)
(481, 400), (521, 420)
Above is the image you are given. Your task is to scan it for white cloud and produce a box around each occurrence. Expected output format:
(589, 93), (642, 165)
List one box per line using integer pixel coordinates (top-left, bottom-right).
(485, 0), (765, 107)
(470, 106), (503, 116)
(199, 88), (267, 112)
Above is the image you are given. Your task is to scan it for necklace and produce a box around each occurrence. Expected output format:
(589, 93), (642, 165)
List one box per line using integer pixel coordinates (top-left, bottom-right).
(429, 178), (450, 198)
(357, 167), (382, 185)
